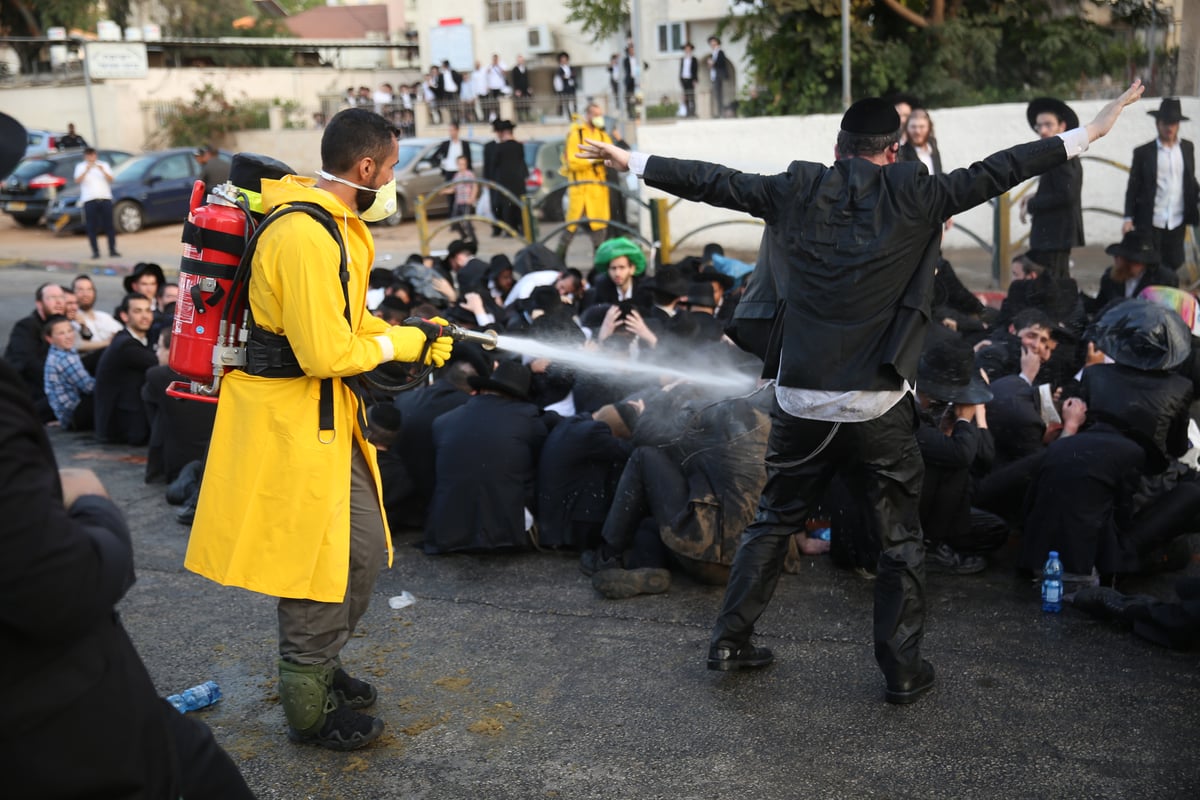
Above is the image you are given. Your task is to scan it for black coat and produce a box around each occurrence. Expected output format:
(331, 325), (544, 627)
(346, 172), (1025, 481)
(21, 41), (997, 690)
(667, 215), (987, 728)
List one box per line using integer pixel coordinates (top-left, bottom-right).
(432, 137), (472, 172)
(2, 309), (52, 420)
(536, 414), (632, 549)
(1081, 363), (1192, 473)
(1124, 138), (1199, 230)
(425, 392), (549, 552)
(644, 135), (1068, 392)
(1020, 422), (1146, 574)
(984, 374), (1046, 466)
(1027, 157), (1084, 251)
(0, 360), (177, 796)
(492, 139), (527, 195)
(93, 329), (157, 444)
(392, 379), (471, 528)
(142, 365), (216, 482)
(916, 413), (986, 545)
(582, 273), (642, 309)
(511, 65), (530, 95)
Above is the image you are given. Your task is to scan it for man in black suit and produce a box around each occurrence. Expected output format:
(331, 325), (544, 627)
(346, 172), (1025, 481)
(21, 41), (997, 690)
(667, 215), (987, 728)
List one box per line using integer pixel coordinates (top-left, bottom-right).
(511, 55), (532, 122)
(3, 282), (66, 422)
(1123, 97), (1199, 271)
(490, 120), (528, 235)
(577, 81), (1144, 703)
(424, 361), (550, 553)
(1021, 98), (1085, 277)
(1088, 229), (1179, 313)
(621, 43), (639, 119)
(680, 43), (698, 118)
(706, 36), (730, 118)
(94, 293), (158, 444)
(553, 51), (577, 117)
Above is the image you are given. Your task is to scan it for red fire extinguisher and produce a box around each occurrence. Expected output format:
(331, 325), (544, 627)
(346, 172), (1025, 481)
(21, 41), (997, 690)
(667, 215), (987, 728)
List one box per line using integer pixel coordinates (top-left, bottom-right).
(166, 180), (254, 403)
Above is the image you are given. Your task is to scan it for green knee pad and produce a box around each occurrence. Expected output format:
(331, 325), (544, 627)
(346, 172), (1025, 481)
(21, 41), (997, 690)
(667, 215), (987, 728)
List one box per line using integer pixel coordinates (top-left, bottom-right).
(278, 660), (335, 734)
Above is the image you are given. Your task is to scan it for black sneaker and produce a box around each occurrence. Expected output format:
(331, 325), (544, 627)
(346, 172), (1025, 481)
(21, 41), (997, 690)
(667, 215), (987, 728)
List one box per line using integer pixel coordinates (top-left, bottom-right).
(592, 567), (670, 599)
(165, 460), (203, 505)
(288, 704), (384, 751)
(926, 542), (986, 575)
(331, 667), (377, 710)
(579, 548), (620, 577)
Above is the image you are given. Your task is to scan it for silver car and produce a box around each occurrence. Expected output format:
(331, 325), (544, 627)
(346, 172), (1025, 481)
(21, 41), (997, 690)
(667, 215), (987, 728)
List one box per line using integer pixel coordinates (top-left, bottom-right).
(379, 137), (486, 225)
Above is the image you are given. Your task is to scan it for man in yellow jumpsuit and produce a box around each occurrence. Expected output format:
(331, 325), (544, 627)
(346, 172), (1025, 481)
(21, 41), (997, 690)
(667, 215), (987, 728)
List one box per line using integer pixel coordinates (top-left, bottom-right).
(560, 101), (613, 257)
(185, 108), (452, 751)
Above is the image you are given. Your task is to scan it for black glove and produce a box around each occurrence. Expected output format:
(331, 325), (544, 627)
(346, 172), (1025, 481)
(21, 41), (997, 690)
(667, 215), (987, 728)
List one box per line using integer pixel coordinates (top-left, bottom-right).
(403, 316), (447, 341)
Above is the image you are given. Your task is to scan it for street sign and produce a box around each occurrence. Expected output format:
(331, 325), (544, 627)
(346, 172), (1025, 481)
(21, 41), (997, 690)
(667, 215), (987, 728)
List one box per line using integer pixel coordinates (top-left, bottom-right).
(85, 41), (149, 80)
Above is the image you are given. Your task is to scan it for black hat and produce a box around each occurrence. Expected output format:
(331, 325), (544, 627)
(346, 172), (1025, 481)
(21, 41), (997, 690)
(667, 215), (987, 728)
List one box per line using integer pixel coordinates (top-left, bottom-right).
(488, 254), (514, 278)
(229, 153), (296, 210)
(841, 98), (901, 135)
(917, 339), (993, 405)
(885, 91), (922, 111)
(123, 262), (166, 294)
(644, 266), (688, 298)
(0, 112), (27, 181)
(447, 238), (477, 260)
(1026, 98), (1079, 132)
(702, 242), (725, 263)
(685, 281), (717, 308)
(367, 403), (403, 448)
(1148, 98), (1189, 123)
(467, 359), (532, 400)
(1105, 229), (1160, 266)
(493, 119), (516, 132)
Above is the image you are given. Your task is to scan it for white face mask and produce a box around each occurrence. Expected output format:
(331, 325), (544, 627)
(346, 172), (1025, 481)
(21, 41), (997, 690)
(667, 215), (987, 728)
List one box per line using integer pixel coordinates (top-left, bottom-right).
(591, 116), (606, 129)
(317, 169), (398, 222)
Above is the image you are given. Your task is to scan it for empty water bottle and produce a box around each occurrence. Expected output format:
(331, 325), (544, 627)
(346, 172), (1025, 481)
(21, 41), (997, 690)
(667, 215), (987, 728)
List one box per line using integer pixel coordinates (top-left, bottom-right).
(1041, 551), (1064, 613)
(166, 680), (222, 713)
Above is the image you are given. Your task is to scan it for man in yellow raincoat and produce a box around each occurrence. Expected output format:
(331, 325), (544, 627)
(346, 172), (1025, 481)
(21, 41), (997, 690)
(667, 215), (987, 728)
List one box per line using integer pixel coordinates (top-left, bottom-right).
(560, 101), (613, 257)
(185, 108), (453, 751)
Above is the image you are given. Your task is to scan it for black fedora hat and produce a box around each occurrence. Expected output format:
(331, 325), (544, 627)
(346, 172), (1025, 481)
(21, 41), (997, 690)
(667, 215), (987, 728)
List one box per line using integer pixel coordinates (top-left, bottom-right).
(0, 112), (27, 181)
(697, 263), (734, 290)
(644, 266), (688, 298)
(123, 262), (167, 294)
(1148, 98), (1189, 123)
(1105, 229), (1160, 266)
(685, 281), (717, 309)
(1026, 97), (1079, 132)
(467, 359), (532, 400)
(917, 339), (993, 405)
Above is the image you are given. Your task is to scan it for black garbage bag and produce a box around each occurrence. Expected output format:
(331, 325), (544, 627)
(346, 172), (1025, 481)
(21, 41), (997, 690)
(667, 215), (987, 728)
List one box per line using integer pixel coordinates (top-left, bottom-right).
(513, 242), (565, 278)
(1093, 298), (1192, 372)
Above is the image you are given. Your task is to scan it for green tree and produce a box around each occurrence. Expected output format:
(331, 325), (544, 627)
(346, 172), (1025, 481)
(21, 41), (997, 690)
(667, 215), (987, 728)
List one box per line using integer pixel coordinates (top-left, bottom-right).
(563, 0), (628, 41)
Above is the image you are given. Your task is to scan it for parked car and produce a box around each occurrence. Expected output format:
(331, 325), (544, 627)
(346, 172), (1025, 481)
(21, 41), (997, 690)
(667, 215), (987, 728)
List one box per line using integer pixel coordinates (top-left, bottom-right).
(24, 129), (68, 158)
(1, 149), (132, 227)
(523, 138), (567, 222)
(46, 147), (227, 235)
(379, 137), (486, 225)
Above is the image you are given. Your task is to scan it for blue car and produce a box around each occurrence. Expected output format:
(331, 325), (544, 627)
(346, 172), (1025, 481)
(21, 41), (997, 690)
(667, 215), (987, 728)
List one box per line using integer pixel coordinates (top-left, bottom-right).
(46, 147), (224, 235)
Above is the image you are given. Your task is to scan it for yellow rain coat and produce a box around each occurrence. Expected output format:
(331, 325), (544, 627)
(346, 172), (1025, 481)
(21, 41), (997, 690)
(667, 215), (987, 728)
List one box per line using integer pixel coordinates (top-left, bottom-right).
(562, 119), (612, 233)
(185, 176), (393, 602)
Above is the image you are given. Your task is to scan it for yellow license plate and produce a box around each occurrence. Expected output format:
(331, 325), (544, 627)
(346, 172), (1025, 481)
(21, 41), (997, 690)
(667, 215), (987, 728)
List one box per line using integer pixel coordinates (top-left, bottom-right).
(52, 214), (70, 232)
(5, 201), (26, 211)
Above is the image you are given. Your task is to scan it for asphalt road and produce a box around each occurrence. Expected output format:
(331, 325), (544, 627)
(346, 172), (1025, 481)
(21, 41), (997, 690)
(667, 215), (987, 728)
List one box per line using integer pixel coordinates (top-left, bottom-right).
(1, 216), (1197, 799)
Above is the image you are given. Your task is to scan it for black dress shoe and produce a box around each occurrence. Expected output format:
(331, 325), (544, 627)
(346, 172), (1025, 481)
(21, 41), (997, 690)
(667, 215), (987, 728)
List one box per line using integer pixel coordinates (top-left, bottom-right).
(707, 641), (774, 672)
(885, 659), (936, 705)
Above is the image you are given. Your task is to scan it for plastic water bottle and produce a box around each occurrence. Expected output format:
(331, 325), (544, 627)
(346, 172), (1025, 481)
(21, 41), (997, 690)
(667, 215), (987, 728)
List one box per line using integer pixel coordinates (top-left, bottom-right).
(1041, 551), (1064, 613)
(166, 680), (222, 713)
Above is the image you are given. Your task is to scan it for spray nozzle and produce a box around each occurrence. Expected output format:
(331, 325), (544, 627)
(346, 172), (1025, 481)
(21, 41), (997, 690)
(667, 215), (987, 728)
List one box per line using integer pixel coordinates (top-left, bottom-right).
(403, 316), (498, 351)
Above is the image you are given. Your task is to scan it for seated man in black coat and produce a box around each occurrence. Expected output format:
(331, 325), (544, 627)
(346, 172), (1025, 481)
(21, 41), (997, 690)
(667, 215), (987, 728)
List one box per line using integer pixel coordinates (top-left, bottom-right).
(975, 307), (1054, 383)
(3, 282), (66, 422)
(582, 236), (645, 310)
(142, 327), (216, 483)
(536, 402), (636, 550)
(391, 359), (479, 529)
(1086, 229), (1179, 315)
(0, 360), (253, 799)
(914, 339), (1007, 575)
(425, 361), (551, 553)
(94, 293), (158, 445)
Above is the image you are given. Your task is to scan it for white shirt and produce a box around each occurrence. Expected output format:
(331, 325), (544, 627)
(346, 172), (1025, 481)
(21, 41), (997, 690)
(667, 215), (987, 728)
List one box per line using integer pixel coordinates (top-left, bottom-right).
(74, 159), (113, 203)
(709, 48), (722, 82)
(442, 70), (457, 93)
(486, 63), (507, 91)
(470, 68), (488, 97)
(681, 56), (694, 80)
(440, 139), (464, 173)
(76, 307), (122, 344)
(1153, 137), (1186, 230)
(914, 143), (936, 175)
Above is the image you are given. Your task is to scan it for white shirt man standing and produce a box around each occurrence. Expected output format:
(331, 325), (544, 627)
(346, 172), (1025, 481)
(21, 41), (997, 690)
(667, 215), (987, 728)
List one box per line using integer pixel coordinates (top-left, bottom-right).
(74, 147), (118, 259)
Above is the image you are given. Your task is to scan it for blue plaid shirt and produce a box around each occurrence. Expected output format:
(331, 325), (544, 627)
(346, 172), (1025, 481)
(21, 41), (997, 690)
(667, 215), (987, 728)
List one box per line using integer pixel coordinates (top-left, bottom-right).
(44, 345), (95, 425)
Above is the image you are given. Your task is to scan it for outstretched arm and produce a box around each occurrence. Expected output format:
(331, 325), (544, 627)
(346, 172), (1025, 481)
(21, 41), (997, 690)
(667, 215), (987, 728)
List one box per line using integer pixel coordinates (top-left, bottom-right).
(1085, 80), (1144, 142)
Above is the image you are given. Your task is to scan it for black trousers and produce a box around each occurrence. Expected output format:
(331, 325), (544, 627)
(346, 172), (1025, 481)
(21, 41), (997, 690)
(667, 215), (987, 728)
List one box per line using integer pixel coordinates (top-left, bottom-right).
(601, 445), (686, 569)
(1151, 224), (1187, 271)
(84, 198), (116, 256)
(711, 395), (927, 684)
